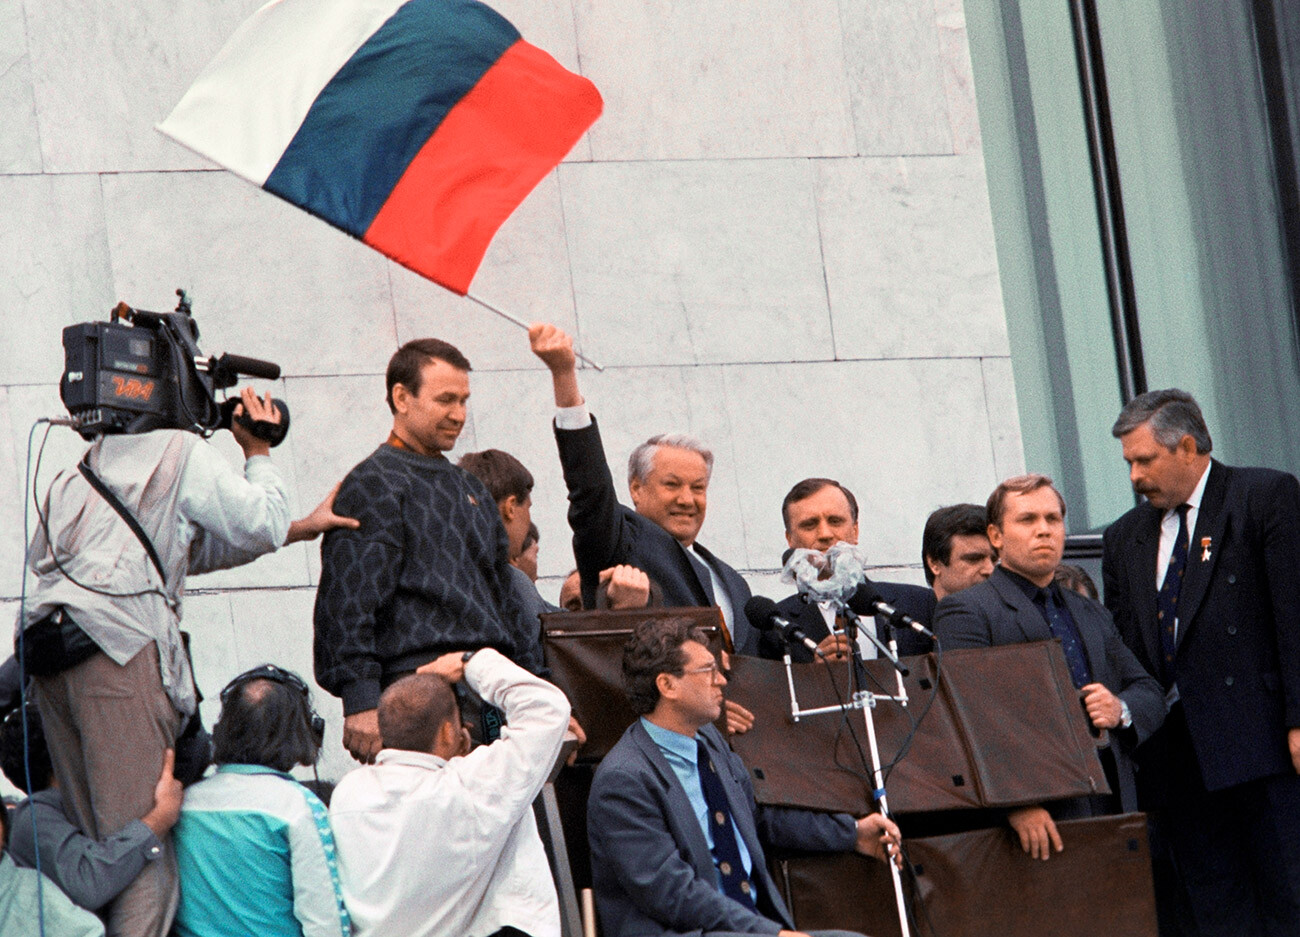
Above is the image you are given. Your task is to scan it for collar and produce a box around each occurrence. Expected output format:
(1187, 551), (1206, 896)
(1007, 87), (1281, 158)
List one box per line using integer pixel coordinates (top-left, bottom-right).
(375, 748), (448, 770)
(217, 764), (296, 781)
(999, 566), (1059, 604)
(1163, 460), (1211, 521)
(385, 431), (446, 460)
(640, 716), (699, 764)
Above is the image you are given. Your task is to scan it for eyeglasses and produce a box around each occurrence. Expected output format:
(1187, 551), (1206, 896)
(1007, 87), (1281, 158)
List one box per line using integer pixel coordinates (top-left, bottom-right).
(680, 662), (723, 679)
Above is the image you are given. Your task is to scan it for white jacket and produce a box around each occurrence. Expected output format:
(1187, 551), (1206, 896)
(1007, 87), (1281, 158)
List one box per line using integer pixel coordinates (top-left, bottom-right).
(329, 649), (570, 937)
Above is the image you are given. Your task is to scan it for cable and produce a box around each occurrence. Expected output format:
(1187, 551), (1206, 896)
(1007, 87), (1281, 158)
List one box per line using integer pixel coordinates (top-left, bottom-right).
(30, 421), (168, 601)
(18, 418), (48, 937)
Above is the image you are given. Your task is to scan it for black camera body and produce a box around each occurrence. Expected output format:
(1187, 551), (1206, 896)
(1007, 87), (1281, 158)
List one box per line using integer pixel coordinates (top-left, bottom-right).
(60, 292), (286, 442)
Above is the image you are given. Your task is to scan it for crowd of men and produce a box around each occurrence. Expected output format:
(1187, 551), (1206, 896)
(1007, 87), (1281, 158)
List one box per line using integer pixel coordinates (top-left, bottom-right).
(3, 320), (1298, 937)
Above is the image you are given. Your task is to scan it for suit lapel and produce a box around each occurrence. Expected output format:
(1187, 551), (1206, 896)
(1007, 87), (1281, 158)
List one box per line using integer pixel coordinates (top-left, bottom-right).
(630, 722), (716, 878)
(990, 569), (1053, 643)
(1129, 503), (1163, 668)
(678, 541), (716, 604)
(1061, 589), (1106, 680)
(1176, 461), (1228, 643)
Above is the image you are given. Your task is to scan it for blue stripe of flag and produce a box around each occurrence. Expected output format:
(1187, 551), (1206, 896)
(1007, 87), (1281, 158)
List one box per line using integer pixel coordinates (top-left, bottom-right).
(264, 0), (520, 236)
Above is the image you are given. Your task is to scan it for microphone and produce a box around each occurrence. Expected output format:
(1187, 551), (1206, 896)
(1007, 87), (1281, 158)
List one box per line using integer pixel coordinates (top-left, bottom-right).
(744, 596), (824, 658)
(848, 583), (935, 639)
(213, 352), (282, 382)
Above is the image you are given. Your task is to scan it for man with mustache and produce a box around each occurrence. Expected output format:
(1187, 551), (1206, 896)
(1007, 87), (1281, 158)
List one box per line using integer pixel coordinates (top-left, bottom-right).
(1103, 389), (1300, 937)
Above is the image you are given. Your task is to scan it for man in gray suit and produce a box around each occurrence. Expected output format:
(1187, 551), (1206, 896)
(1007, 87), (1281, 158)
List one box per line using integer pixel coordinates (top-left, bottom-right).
(588, 617), (900, 937)
(933, 474), (1164, 861)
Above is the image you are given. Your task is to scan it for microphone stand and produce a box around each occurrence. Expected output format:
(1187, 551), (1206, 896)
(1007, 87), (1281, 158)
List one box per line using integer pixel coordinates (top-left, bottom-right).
(779, 600), (912, 937)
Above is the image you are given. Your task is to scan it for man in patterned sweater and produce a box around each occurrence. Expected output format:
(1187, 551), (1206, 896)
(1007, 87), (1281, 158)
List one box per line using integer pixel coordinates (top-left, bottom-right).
(314, 338), (545, 764)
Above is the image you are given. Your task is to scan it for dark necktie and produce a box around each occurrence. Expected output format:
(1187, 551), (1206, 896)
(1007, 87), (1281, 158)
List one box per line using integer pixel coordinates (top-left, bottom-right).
(695, 739), (757, 911)
(1156, 504), (1192, 685)
(1033, 587), (1093, 689)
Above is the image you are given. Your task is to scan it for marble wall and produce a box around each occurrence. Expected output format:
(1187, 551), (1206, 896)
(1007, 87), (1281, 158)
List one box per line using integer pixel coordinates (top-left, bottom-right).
(0, 0), (1021, 783)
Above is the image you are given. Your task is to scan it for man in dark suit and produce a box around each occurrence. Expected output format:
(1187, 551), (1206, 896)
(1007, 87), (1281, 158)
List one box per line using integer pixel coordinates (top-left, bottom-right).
(933, 474), (1164, 860)
(921, 503), (996, 601)
(588, 617), (899, 937)
(530, 324), (756, 655)
(1103, 388), (1300, 937)
(761, 478), (934, 663)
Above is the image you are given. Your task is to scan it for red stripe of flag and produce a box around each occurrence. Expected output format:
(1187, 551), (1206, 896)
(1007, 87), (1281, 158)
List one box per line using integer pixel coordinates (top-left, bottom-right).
(363, 39), (601, 294)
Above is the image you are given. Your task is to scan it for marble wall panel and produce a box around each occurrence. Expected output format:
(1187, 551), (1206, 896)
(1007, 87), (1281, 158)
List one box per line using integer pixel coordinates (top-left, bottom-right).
(935, 0), (983, 154)
(839, 0), (952, 156)
(183, 592), (238, 734)
(572, 0), (855, 160)
(0, 0), (40, 173)
(101, 172), (399, 378)
(817, 155), (1008, 360)
(0, 388), (27, 600)
(722, 358), (1002, 570)
(980, 356), (1027, 482)
(561, 160), (835, 368)
(391, 173), (579, 371)
(224, 587), (355, 783)
(24, 0), (263, 173)
(0, 174), (114, 386)
(0, 384), (89, 600)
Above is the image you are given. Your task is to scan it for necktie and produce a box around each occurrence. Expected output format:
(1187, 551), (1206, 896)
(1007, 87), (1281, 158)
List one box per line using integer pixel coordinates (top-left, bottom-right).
(687, 548), (735, 637)
(1156, 504), (1191, 685)
(695, 739), (757, 911)
(1033, 587), (1093, 689)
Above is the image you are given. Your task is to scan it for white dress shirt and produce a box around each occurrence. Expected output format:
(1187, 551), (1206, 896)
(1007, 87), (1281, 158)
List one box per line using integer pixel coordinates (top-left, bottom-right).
(329, 649), (571, 937)
(1155, 461), (1212, 640)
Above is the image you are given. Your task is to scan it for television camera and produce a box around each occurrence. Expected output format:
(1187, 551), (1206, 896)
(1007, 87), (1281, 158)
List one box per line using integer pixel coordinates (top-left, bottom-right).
(59, 290), (289, 444)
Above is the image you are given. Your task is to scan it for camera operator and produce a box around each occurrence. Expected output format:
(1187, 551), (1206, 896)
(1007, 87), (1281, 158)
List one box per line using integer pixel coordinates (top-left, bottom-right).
(15, 386), (354, 937)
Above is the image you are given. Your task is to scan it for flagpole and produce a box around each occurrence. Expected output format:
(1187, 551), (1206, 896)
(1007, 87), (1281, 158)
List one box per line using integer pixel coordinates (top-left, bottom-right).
(465, 292), (604, 371)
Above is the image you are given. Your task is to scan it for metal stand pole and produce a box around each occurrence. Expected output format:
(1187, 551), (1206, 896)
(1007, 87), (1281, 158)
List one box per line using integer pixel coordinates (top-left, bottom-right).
(858, 690), (911, 937)
(782, 609), (912, 937)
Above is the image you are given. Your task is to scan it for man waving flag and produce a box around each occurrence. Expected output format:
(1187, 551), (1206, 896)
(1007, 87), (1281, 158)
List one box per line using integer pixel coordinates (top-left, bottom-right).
(159, 0), (602, 295)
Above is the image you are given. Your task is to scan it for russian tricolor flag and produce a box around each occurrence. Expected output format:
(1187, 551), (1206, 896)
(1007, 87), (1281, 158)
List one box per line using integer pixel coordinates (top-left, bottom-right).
(159, 0), (602, 295)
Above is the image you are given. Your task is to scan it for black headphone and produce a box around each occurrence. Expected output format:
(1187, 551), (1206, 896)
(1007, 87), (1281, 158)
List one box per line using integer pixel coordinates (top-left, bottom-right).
(221, 664), (326, 748)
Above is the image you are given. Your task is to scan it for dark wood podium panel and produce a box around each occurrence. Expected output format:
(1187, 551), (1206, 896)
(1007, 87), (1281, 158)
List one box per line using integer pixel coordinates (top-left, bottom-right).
(725, 653), (978, 816)
(542, 607), (723, 760)
(725, 642), (1109, 815)
(777, 813), (1158, 937)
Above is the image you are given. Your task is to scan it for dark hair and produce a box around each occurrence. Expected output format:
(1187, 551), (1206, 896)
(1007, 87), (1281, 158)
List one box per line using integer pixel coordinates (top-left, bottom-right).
(213, 672), (321, 772)
(0, 703), (52, 794)
(986, 474), (1066, 528)
(521, 522), (539, 553)
(378, 674), (458, 753)
(385, 338), (472, 414)
(457, 449), (534, 504)
(781, 477), (859, 531)
(921, 503), (988, 585)
(1111, 388), (1213, 454)
(1054, 563), (1099, 601)
(622, 617), (709, 716)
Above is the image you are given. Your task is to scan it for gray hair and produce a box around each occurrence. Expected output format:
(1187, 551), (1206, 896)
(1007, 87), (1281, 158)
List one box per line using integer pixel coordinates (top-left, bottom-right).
(627, 433), (714, 485)
(1111, 389), (1213, 454)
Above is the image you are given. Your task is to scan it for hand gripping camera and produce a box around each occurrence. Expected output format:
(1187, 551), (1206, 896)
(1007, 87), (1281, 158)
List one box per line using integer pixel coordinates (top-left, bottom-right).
(59, 290), (289, 444)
